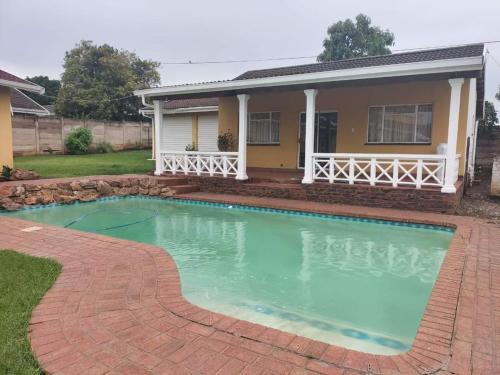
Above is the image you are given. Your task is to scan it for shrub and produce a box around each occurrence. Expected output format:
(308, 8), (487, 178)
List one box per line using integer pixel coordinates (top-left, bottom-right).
(185, 143), (198, 151)
(1, 165), (12, 179)
(64, 128), (92, 154)
(218, 131), (235, 152)
(91, 142), (115, 154)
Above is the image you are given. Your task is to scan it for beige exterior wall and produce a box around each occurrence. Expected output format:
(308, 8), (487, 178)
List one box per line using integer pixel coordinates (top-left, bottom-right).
(218, 79), (472, 174)
(0, 87), (13, 168)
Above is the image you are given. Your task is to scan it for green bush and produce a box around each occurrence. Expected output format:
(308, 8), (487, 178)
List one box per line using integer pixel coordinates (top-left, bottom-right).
(91, 142), (114, 154)
(64, 128), (92, 154)
(218, 131), (235, 152)
(1, 165), (12, 179)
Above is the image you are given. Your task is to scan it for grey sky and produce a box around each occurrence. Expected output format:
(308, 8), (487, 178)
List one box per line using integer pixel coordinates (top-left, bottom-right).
(1, 0), (499, 103)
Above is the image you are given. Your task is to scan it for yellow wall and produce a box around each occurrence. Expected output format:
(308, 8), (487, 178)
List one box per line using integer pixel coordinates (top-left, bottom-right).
(218, 79), (472, 174)
(192, 114), (198, 146)
(0, 87), (13, 168)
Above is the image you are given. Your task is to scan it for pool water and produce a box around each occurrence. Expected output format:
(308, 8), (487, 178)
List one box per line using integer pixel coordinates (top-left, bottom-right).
(4, 197), (453, 354)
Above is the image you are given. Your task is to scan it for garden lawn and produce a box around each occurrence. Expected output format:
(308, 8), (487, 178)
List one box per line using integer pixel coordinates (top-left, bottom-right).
(0, 250), (62, 374)
(14, 150), (154, 178)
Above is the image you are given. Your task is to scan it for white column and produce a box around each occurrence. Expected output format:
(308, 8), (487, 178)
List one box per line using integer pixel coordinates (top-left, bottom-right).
(236, 94), (250, 180)
(153, 100), (163, 175)
(441, 78), (464, 193)
(302, 89), (318, 184)
(151, 117), (155, 160)
(466, 78), (477, 182)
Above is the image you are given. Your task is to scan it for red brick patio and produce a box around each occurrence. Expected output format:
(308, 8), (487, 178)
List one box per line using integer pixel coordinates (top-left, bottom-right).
(0, 193), (498, 374)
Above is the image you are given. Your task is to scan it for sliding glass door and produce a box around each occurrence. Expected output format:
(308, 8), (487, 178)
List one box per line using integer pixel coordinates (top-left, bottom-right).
(298, 112), (338, 168)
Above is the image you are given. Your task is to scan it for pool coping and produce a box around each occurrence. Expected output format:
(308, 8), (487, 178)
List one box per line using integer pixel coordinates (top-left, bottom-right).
(0, 192), (482, 374)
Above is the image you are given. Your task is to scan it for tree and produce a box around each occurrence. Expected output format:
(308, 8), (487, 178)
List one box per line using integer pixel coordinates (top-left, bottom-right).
(317, 14), (395, 62)
(23, 76), (61, 105)
(478, 101), (499, 134)
(55, 41), (160, 121)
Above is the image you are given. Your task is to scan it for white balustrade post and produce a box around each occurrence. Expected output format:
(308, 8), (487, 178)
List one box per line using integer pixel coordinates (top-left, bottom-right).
(183, 154), (188, 175)
(328, 157), (334, 184)
(370, 158), (376, 186)
(442, 78), (464, 193)
(196, 155), (201, 176)
(348, 157), (355, 184)
(416, 159), (423, 189)
(209, 155), (214, 176)
(171, 155), (176, 175)
(236, 94), (250, 180)
(302, 89), (318, 184)
(392, 159), (399, 187)
(222, 156), (228, 177)
(153, 100), (163, 175)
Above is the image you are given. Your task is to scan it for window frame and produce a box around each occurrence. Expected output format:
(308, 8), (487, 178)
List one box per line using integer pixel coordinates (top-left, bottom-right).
(366, 103), (433, 145)
(247, 111), (280, 145)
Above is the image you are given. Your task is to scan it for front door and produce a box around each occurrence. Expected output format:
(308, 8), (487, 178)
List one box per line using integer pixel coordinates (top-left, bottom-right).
(298, 112), (338, 168)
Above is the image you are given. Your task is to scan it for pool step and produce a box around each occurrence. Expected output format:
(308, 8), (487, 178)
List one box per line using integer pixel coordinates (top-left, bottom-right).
(170, 184), (200, 195)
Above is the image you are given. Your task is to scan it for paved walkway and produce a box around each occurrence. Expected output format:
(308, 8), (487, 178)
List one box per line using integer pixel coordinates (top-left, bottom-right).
(0, 193), (499, 374)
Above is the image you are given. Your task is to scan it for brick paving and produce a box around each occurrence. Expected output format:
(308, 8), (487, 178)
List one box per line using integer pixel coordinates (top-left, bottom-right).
(0, 192), (499, 374)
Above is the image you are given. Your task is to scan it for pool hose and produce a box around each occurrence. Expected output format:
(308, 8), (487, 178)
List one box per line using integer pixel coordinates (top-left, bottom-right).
(64, 208), (159, 231)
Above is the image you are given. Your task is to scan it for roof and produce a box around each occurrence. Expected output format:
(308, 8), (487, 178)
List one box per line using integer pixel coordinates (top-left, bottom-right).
(135, 43), (484, 99)
(140, 97), (219, 115)
(164, 97), (218, 110)
(234, 44), (484, 80)
(11, 89), (50, 116)
(0, 69), (45, 94)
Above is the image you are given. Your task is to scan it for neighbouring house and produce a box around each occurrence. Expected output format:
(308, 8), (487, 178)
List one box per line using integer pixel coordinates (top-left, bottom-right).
(11, 88), (50, 117)
(134, 44), (485, 212)
(0, 69), (44, 168)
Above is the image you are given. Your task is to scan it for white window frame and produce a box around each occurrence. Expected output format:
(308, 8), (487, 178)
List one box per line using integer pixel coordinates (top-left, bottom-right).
(366, 103), (433, 144)
(247, 111), (280, 145)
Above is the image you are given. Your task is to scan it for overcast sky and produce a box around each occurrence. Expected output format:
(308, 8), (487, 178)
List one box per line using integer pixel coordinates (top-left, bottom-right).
(1, 0), (499, 103)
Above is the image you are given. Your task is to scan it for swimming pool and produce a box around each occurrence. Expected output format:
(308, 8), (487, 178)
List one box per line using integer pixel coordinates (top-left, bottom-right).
(4, 196), (453, 355)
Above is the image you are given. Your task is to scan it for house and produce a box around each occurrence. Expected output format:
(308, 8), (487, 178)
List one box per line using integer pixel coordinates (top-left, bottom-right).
(11, 88), (50, 117)
(0, 69), (44, 168)
(134, 44), (485, 212)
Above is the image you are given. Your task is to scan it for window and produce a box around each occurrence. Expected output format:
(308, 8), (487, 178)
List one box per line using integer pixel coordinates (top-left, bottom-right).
(367, 104), (432, 143)
(247, 112), (280, 144)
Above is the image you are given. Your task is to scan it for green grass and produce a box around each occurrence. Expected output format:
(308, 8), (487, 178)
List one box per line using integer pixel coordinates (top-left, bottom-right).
(0, 250), (62, 374)
(14, 150), (154, 178)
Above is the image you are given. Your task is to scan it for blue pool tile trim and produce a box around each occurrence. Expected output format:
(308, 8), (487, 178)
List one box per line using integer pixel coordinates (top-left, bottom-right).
(2, 195), (455, 233)
(238, 300), (410, 351)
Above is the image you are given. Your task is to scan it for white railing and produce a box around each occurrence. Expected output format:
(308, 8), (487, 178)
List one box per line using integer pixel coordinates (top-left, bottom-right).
(312, 153), (460, 188)
(160, 151), (239, 177)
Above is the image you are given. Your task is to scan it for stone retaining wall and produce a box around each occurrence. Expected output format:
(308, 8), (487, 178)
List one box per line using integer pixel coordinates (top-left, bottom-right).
(187, 176), (464, 214)
(0, 177), (173, 211)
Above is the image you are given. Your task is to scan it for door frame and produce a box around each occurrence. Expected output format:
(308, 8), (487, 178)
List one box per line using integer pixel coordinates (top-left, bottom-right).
(297, 110), (338, 169)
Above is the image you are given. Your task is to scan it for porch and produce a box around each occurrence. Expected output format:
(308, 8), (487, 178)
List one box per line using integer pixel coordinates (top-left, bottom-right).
(135, 44), (484, 202)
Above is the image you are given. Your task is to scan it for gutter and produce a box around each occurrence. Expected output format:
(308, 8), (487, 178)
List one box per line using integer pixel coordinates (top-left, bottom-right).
(0, 79), (45, 94)
(12, 107), (50, 116)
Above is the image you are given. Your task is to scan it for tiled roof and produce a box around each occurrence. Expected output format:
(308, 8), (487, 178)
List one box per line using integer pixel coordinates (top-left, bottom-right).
(164, 97), (218, 109)
(0, 69), (39, 87)
(234, 44), (484, 80)
(11, 89), (49, 115)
